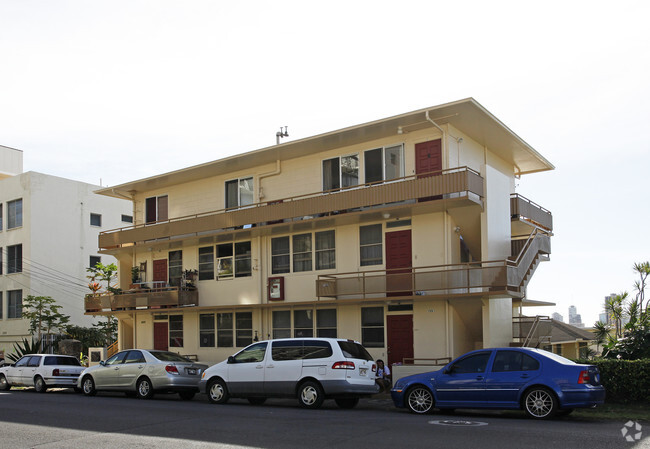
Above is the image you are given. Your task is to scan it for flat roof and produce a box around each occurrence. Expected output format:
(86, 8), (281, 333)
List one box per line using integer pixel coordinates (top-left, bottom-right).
(97, 98), (554, 198)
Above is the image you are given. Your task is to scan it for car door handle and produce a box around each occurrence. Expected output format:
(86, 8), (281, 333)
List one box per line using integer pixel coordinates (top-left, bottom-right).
(520, 374), (529, 379)
(256, 365), (264, 369)
(476, 376), (484, 380)
(266, 364), (274, 369)
(114, 367), (120, 370)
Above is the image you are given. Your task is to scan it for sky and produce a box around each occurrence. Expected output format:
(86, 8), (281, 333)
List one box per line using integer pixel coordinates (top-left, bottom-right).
(1, 1), (649, 326)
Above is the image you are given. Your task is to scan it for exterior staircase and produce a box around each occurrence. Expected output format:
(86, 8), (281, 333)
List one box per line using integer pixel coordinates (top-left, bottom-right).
(507, 229), (551, 297)
(512, 315), (553, 348)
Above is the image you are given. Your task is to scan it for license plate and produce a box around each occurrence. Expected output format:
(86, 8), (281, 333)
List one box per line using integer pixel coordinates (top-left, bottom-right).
(359, 367), (367, 376)
(187, 368), (197, 375)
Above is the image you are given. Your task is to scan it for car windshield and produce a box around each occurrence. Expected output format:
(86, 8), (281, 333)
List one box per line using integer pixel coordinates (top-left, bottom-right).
(149, 351), (194, 363)
(44, 356), (81, 366)
(534, 349), (576, 365)
(338, 341), (373, 361)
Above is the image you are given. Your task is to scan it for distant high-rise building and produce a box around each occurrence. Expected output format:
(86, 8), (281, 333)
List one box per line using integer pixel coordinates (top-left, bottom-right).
(552, 312), (564, 322)
(568, 305), (584, 328)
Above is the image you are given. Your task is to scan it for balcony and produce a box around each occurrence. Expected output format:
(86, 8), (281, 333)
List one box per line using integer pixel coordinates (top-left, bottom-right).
(511, 194), (553, 232)
(317, 230), (550, 300)
(84, 287), (198, 313)
(99, 167), (484, 250)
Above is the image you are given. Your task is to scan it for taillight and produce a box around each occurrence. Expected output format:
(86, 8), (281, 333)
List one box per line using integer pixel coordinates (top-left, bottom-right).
(372, 363), (377, 372)
(165, 365), (179, 375)
(332, 361), (355, 370)
(578, 370), (590, 384)
(52, 369), (60, 376)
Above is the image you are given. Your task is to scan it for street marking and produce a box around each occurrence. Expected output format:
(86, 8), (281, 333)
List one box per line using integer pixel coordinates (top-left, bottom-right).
(429, 419), (488, 427)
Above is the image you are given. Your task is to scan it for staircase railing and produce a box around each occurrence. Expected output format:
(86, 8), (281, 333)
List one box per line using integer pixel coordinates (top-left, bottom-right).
(107, 340), (119, 358)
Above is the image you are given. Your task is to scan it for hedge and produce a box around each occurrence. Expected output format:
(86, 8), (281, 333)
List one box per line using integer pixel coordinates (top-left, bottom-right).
(575, 358), (650, 403)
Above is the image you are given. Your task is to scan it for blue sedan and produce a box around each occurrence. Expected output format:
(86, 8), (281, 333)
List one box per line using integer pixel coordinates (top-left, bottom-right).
(391, 348), (605, 419)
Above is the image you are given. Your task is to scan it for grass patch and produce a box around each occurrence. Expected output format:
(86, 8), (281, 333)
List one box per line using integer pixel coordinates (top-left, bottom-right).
(571, 402), (650, 422)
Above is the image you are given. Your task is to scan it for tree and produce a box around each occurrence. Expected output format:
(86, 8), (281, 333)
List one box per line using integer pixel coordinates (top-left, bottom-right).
(86, 262), (119, 346)
(65, 324), (114, 354)
(21, 295), (70, 345)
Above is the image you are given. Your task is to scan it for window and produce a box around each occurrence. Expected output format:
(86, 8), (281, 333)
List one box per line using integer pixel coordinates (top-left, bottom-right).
(145, 195), (168, 224)
(364, 144), (404, 184)
(451, 352), (491, 374)
(105, 351), (128, 366)
(315, 231), (335, 270)
(0, 203), (3, 230)
(272, 340), (304, 361)
(322, 155), (359, 191)
(294, 309), (313, 337)
(492, 351), (540, 372)
(317, 309), (337, 338)
(225, 177), (254, 209)
(578, 342), (589, 359)
(89, 256), (101, 268)
(121, 214), (133, 223)
(361, 307), (384, 348)
(215, 241), (252, 279)
(272, 231), (335, 274)
(198, 247), (214, 280)
(7, 199), (22, 229)
(168, 250), (182, 287)
(360, 224), (382, 266)
(0, 292), (3, 319)
(200, 313), (215, 347)
(169, 315), (183, 347)
(8, 290), (22, 319)
(293, 234), (312, 272)
(272, 310), (291, 339)
(90, 213), (102, 227)
(233, 342), (267, 363)
(217, 313), (233, 347)
(236, 312), (253, 347)
(8, 244), (22, 273)
(0, 247), (3, 275)
(124, 351), (146, 364)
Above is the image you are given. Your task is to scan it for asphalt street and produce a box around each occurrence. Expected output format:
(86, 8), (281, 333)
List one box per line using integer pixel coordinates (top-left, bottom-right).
(0, 389), (646, 449)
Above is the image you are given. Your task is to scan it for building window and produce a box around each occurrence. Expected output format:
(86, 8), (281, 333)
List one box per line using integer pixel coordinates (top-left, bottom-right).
(578, 342), (588, 359)
(292, 234), (312, 272)
(145, 195), (168, 224)
(217, 313), (233, 347)
(272, 231), (335, 274)
(272, 310), (291, 339)
(7, 199), (23, 229)
(199, 313), (215, 347)
(364, 144), (404, 184)
(90, 213), (102, 227)
(360, 224), (382, 266)
(0, 292), (3, 319)
(235, 312), (253, 347)
(225, 177), (254, 209)
(89, 256), (101, 268)
(168, 251), (182, 287)
(198, 247), (214, 281)
(294, 309), (313, 337)
(0, 247), (3, 274)
(271, 237), (290, 274)
(361, 307), (384, 348)
(8, 244), (22, 273)
(169, 315), (183, 347)
(0, 203), (3, 230)
(215, 241), (252, 280)
(121, 214), (133, 223)
(317, 309), (337, 338)
(235, 242), (252, 278)
(315, 230), (335, 270)
(322, 155), (359, 191)
(8, 290), (22, 319)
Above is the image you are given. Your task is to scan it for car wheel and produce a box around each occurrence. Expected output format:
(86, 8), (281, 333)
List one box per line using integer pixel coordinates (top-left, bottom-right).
(247, 397), (267, 405)
(82, 376), (97, 396)
(298, 381), (324, 409)
(136, 377), (155, 399)
(335, 398), (359, 409)
(34, 376), (47, 393)
(179, 391), (196, 401)
(523, 387), (558, 419)
(406, 386), (434, 414)
(207, 379), (229, 404)
(0, 374), (11, 391)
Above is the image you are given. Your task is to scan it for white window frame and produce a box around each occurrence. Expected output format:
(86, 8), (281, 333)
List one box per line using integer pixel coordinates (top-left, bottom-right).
(225, 176), (254, 209)
(271, 230), (336, 274)
(322, 154), (359, 191)
(363, 144), (404, 184)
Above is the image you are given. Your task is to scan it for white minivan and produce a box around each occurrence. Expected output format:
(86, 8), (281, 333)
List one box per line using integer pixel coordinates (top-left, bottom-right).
(199, 338), (379, 409)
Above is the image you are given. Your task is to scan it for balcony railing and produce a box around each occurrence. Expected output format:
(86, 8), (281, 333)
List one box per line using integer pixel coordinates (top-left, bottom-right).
(84, 287), (198, 313)
(99, 167), (484, 249)
(317, 230), (550, 300)
(511, 194), (553, 231)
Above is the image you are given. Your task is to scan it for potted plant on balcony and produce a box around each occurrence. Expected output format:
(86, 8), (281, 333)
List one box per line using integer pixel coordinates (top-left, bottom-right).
(182, 269), (198, 290)
(130, 266), (141, 289)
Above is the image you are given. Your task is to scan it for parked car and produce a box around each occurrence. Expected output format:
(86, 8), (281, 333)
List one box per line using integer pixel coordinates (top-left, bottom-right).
(199, 338), (379, 409)
(77, 349), (208, 400)
(391, 347), (605, 419)
(0, 354), (85, 392)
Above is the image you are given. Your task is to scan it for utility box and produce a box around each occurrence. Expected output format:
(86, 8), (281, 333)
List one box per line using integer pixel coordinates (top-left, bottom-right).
(88, 347), (107, 366)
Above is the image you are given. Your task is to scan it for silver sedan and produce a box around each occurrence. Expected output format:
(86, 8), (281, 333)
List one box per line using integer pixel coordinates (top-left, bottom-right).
(78, 349), (208, 400)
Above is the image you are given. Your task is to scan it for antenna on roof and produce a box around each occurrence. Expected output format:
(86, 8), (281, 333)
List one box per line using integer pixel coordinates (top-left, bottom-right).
(276, 126), (289, 145)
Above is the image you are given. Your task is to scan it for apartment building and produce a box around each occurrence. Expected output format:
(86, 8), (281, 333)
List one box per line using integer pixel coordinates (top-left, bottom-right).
(88, 98), (554, 365)
(0, 145), (132, 355)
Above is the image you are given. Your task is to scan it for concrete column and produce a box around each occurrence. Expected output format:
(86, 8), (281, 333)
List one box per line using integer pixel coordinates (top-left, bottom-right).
(482, 297), (513, 348)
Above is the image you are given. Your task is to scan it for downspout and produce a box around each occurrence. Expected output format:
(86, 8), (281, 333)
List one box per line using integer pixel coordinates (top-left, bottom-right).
(258, 160), (281, 201)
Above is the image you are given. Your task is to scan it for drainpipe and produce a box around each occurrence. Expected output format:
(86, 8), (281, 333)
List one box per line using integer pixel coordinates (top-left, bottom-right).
(258, 160), (281, 201)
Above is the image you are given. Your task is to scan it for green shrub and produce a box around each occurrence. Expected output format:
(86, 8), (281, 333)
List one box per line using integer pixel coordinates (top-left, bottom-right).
(575, 358), (650, 403)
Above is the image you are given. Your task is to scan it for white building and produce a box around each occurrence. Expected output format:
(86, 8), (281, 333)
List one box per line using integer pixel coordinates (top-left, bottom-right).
(0, 145), (132, 355)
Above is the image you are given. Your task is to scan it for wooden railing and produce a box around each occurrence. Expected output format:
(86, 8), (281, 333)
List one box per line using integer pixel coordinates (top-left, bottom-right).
(107, 341), (119, 358)
(98, 167), (484, 249)
(84, 287), (199, 313)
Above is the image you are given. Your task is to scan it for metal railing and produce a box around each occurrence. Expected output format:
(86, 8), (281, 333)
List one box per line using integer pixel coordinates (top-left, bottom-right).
(84, 287), (199, 313)
(511, 194), (553, 231)
(512, 316), (552, 348)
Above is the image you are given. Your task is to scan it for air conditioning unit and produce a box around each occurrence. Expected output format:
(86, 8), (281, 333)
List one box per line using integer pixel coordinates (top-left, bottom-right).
(88, 347), (107, 366)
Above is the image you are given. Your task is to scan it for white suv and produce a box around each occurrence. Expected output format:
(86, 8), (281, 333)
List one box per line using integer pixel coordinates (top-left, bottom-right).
(199, 338), (379, 409)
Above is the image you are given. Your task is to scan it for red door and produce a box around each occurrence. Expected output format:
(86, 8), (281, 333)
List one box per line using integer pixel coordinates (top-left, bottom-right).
(387, 315), (414, 367)
(154, 322), (168, 351)
(153, 259), (167, 284)
(385, 230), (412, 296)
(415, 139), (442, 201)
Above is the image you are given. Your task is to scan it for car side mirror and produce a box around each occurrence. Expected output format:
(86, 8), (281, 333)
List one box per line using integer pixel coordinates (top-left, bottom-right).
(443, 366), (454, 375)
(99, 360), (106, 366)
(227, 356), (236, 364)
